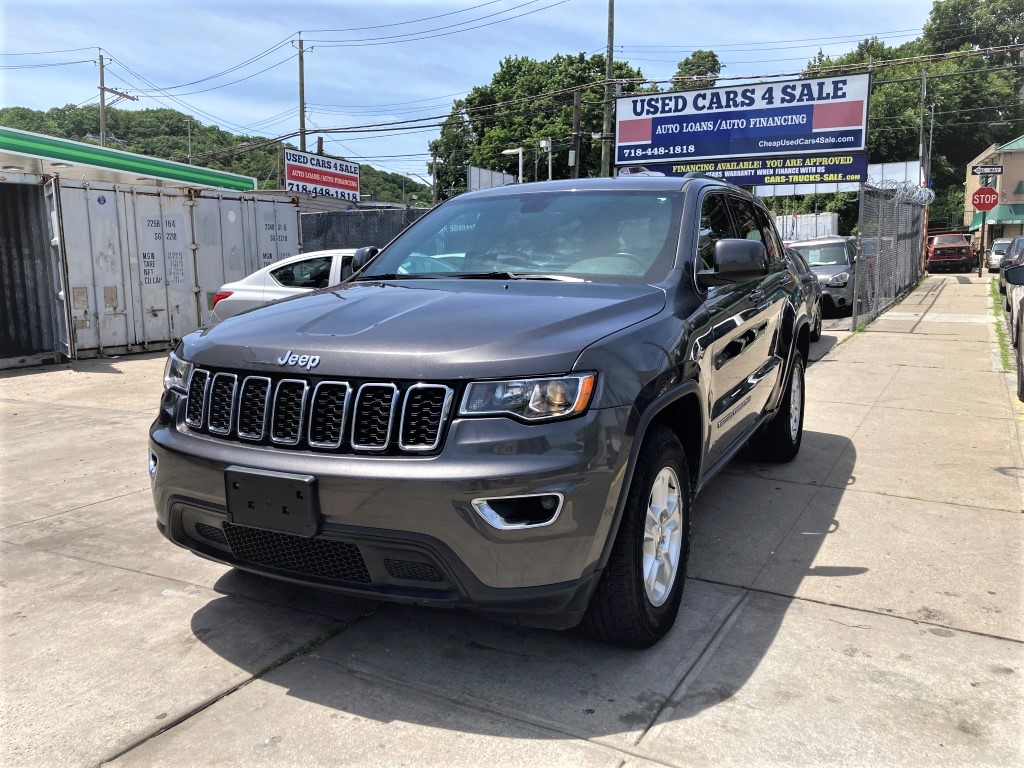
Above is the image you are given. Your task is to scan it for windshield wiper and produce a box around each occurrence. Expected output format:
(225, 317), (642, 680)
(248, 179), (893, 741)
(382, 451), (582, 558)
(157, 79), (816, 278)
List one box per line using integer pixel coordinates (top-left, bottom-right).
(449, 271), (586, 282)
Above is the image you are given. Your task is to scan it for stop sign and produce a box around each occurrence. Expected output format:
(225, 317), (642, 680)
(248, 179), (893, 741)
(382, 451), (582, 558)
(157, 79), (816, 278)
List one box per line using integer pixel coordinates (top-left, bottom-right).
(973, 187), (998, 212)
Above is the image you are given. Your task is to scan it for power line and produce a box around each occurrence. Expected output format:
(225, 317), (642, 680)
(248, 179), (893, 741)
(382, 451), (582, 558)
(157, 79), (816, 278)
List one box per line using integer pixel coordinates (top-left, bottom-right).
(308, 0), (572, 48)
(127, 53), (297, 98)
(302, 0), (515, 33)
(0, 46), (98, 56)
(0, 59), (95, 70)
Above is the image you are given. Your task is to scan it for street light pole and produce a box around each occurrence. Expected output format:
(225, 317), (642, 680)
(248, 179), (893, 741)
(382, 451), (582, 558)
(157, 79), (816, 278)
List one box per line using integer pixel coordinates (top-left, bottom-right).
(501, 147), (524, 183)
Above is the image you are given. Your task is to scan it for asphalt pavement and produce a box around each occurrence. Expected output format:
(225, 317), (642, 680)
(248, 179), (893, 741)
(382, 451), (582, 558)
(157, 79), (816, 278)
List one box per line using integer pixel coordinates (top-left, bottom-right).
(1, 273), (1021, 767)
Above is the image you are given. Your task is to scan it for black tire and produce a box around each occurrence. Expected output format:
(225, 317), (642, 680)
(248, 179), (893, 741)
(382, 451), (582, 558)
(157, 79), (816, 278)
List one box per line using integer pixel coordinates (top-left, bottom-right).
(748, 354), (805, 463)
(1017, 346), (1023, 403)
(810, 306), (822, 342)
(582, 425), (691, 649)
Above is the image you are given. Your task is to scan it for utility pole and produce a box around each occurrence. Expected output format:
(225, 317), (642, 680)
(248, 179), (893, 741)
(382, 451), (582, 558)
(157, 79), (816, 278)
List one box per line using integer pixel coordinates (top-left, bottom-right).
(298, 35), (307, 152)
(547, 136), (553, 181)
(600, 0), (615, 177)
(316, 136), (324, 155)
(97, 51), (136, 147)
(431, 150), (438, 206)
(185, 118), (192, 164)
(570, 89), (582, 179)
(99, 52), (106, 147)
(918, 67), (927, 185)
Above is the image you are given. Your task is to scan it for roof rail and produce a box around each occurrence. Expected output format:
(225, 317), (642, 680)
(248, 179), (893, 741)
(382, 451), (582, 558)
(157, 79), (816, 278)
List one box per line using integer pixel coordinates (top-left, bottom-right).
(679, 172), (723, 182)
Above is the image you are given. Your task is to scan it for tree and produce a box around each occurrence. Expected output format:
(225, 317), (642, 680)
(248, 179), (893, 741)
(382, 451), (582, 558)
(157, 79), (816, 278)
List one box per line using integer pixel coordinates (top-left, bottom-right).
(670, 50), (722, 90)
(428, 52), (649, 197)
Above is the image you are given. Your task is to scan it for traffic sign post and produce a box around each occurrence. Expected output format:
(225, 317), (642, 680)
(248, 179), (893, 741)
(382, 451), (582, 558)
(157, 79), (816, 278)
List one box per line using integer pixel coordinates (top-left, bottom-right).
(973, 186), (998, 277)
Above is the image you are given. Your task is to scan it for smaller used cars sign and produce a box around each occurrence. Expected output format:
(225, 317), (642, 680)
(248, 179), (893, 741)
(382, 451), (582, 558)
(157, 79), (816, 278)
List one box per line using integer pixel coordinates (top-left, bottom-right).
(284, 149), (360, 201)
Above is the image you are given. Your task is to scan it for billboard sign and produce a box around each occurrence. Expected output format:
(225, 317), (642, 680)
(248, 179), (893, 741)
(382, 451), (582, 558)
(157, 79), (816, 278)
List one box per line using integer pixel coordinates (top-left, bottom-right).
(618, 153), (868, 186)
(284, 149), (360, 201)
(615, 73), (869, 166)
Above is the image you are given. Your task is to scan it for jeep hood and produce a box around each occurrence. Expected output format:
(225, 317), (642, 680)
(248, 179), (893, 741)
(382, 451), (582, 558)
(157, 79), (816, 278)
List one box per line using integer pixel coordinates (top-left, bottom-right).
(182, 279), (666, 379)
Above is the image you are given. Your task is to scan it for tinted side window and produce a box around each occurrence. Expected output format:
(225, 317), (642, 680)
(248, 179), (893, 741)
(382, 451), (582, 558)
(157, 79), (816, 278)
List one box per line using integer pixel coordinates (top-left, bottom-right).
(270, 256), (332, 289)
(753, 206), (783, 262)
(697, 193), (736, 271)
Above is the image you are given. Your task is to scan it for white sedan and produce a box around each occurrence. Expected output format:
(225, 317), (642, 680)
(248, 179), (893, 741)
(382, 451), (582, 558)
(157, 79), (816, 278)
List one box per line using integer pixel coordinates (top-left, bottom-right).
(210, 248), (357, 323)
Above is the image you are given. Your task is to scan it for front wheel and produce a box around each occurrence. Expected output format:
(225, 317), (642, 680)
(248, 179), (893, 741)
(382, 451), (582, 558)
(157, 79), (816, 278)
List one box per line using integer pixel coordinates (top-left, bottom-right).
(810, 306), (822, 342)
(582, 425), (691, 648)
(748, 354), (805, 463)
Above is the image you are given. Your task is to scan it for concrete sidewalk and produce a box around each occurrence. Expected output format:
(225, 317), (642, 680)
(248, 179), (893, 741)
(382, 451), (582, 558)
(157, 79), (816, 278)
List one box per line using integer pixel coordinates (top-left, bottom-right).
(1, 274), (1022, 767)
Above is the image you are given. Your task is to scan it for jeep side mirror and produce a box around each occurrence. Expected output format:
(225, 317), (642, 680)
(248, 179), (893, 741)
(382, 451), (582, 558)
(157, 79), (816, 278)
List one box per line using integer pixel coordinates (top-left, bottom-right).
(1004, 264), (1024, 286)
(696, 239), (769, 288)
(351, 246), (380, 273)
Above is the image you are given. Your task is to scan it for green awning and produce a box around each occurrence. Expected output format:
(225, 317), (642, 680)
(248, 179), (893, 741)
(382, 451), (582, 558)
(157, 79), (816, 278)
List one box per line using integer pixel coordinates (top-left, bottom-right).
(0, 125), (256, 191)
(968, 204), (1024, 230)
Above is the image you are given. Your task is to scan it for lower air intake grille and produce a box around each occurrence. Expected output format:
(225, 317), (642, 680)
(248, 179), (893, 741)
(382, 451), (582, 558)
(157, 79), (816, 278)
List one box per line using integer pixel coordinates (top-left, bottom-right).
(222, 523), (371, 584)
(384, 558), (443, 582)
(195, 522), (227, 545)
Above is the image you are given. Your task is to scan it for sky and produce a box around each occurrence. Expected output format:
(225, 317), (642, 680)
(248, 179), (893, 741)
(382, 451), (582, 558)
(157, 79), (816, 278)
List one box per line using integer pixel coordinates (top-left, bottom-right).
(0, 0), (937, 183)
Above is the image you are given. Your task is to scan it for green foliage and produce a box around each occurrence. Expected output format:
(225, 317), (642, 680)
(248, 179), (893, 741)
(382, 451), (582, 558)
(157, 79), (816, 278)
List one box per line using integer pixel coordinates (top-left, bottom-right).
(428, 53), (649, 198)
(670, 50), (722, 90)
(0, 103), (429, 204)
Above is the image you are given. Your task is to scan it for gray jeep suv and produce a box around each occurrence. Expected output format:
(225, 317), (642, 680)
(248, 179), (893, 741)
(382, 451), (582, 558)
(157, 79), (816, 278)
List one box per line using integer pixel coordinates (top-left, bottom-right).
(150, 176), (811, 648)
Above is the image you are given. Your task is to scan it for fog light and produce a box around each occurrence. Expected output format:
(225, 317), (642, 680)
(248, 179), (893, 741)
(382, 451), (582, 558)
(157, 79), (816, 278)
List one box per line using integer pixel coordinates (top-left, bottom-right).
(148, 450), (158, 477)
(471, 493), (564, 530)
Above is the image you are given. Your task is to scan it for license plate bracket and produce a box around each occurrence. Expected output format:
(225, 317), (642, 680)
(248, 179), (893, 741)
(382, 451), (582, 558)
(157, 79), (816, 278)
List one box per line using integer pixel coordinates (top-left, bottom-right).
(225, 466), (319, 538)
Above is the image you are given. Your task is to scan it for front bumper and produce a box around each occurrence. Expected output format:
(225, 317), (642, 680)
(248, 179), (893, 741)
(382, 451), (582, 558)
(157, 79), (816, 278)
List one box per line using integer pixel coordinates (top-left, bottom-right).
(150, 393), (631, 628)
(927, 256), (973, 271)
(820, 283), (853, 310)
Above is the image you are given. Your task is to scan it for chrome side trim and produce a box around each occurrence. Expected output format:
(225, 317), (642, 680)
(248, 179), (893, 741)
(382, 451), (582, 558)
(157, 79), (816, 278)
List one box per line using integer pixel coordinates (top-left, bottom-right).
(207, 372), (238, 436)
(270, 378), (309, 446)
(470, 492), (565, 531)
(307, 380), (351, 449)
(184, 368), (210, 430)
(398, 384), (454, 452)
(351, 382), (399, 451)
(236, 375), (272, 441)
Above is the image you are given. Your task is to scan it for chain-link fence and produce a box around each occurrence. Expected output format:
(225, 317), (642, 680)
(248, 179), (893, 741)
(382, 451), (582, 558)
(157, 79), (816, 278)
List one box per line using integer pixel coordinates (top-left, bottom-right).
(301, 208), (429, 252)
(852, 181), (935, 328)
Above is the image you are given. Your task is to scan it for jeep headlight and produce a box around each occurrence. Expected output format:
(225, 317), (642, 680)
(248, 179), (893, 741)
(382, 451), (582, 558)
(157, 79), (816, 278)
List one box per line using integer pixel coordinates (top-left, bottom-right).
(162, 349), (192, 393)
(826, 271), (850, 287)
(460, 373), (596, 421)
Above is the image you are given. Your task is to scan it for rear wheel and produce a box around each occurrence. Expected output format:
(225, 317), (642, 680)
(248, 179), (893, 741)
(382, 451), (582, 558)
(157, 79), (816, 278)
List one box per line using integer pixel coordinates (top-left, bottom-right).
(748, 354), (805, 463)
(582, 425), (690, 648)
(810, 305), (822, 342)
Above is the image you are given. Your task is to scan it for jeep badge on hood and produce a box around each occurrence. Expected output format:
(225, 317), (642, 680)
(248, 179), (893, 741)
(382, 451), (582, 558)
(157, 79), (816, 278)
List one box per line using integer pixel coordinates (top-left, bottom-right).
(276, 350), (320, 369)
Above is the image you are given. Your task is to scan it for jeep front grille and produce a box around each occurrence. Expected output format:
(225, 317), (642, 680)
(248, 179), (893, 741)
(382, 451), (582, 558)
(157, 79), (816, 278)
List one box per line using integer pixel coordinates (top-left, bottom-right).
(184, 368), (454, 455)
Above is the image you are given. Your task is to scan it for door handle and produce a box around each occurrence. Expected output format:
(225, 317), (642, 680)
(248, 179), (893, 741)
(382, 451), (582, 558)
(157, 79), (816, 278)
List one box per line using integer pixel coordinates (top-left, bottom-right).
(780, 273), (794, 286)
(748, 289), (764, 301)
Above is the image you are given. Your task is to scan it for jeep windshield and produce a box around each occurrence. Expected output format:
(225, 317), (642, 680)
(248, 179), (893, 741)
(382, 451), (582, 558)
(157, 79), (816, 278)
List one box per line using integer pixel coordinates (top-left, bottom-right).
(357, 190), (683, 284)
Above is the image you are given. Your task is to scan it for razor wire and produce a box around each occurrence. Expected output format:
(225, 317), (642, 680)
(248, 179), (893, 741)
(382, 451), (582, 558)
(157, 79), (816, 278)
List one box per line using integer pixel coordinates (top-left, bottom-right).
(852, 182), (934, 328)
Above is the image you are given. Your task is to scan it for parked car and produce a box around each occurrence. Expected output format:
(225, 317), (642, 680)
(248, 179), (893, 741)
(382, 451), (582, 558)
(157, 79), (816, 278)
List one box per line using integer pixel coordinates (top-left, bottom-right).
(151, 176), (813, 648)
(926, 233), (974, 273)
(789, 236), (858, 316)
(785, 247), (823, 341)
(999, 236), (1024, 295)
(987, 238), (1012, 272)
(1004, 264), (1024, 401)
(209, 248), (358, 323)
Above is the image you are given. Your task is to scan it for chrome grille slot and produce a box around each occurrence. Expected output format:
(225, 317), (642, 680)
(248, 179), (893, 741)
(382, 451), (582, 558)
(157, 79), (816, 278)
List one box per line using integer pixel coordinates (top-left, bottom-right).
(236, 376), (271, 440)
(184, 369), (210, 429)
(271, 379), (308, 445)
(352, 383), (398, 451)
(399, 385), (453, 451)
(207, 373), (238, 435)
(308, 382), (350, 448)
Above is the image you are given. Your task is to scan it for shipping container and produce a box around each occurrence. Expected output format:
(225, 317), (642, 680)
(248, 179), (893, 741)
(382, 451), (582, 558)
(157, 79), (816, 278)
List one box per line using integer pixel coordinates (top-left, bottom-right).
(1, 178), (300, 365)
